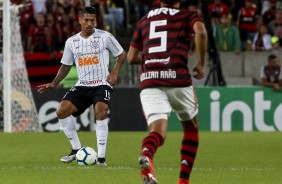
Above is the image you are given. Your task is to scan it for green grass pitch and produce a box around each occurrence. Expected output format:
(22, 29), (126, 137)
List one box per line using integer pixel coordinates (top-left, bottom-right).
(0, 131), (281, 184)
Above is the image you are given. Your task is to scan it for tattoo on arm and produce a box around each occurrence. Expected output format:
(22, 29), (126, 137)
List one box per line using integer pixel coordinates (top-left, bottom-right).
(52, 65), (72, 86)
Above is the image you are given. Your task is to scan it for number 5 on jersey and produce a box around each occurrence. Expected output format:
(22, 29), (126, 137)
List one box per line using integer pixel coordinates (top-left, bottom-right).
(149, 20), (167, 54)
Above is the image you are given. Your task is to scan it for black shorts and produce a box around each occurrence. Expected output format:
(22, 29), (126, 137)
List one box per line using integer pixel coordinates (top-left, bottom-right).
(62, 85), (113, 117)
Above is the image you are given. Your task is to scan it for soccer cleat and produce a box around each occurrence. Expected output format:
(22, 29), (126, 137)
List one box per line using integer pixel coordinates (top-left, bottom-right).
(97, 157), (107, 166)
(60, 149), (79, 163)
(139, 156), (157, 184)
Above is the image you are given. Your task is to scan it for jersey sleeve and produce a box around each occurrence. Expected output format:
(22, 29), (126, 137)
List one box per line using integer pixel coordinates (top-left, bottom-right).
(106, 32), (124, 57)
(60, 38), (74, 66)
(187, 12), (204, 33)
(130, 22), (143, 50)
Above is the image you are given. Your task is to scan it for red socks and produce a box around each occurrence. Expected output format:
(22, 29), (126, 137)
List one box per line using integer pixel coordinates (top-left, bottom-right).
(179, 123), (199, 183)
(141, 126), (198, 184)
(141, 132), (164, 158)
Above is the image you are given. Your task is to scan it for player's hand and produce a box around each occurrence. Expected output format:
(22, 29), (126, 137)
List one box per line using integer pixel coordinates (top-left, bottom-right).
(107, 73), (118, 86)
(273, 83), (281, 91)
(37, 83), (56, 93)
(193, 65), (204, 80)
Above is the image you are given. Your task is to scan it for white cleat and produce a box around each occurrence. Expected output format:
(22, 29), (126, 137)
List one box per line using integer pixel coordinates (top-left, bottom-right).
(60, 149), (79, 163)
(60, 155), (76, 163)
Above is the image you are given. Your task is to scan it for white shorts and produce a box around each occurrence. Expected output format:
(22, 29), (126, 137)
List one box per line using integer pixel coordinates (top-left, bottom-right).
(140, 86), (198, 125)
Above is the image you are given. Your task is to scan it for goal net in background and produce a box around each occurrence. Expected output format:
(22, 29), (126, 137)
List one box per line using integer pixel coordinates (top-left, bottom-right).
(0, 1), (42, 132)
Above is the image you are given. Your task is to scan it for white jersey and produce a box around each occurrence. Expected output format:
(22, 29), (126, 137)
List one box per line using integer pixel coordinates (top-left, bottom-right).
(61, 29), (124, 87)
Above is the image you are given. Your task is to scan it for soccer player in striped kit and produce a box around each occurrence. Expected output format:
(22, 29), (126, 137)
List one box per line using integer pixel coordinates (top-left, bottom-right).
(38, 6), (125, 165)
(127, 0), (207, 183)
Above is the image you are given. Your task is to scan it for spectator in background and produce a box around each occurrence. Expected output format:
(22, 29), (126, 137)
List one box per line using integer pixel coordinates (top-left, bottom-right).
(62, 17), (81, 40)
(208, 0), (230, 25)
(45, 0), (56, 13)
(252, 24), (272, 51)
(231, 0), (246, 23)
(262, 0), (277, 25)
(31, 0), (47, 17)
(108, 0), (126, 28)
(268, 8), (282, 47)
(237, 0), (260, 50)
(91, 0), (107, 30)
(52, 3), (65, 27)
(45, 13), (63, 51)
(16, 1), (34, 51)
(214, 14), (241, 53)
(261, 54), (282, 91)
(27, 12), (48, 52)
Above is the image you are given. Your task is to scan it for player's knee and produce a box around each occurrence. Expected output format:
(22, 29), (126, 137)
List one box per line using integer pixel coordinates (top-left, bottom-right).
(95, 110), (107, 120)
(94, 103), (109, 120)
(56, 109), (69, 119)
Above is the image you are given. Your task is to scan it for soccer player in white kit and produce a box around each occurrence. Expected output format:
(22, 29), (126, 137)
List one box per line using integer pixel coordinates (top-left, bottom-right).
(38, 6), (125, 165)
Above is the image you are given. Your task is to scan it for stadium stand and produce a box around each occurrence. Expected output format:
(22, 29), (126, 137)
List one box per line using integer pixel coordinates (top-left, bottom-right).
(5, 0), (282, 87)
(24, 52), (61, 87)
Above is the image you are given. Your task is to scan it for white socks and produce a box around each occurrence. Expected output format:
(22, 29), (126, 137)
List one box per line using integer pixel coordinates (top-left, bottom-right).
(59, 116), (81, 150)
(96, 119), (108, 158)
(59, 116), (108, 158)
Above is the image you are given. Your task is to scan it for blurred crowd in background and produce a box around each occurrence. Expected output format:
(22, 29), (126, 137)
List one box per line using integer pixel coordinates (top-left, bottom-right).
(7, 0), (282, 54)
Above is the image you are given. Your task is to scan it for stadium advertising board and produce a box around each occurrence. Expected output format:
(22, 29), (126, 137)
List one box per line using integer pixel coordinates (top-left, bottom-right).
(32, 88), (147, 132)
(32, 88), (92, 132)
(169, 87), (282, 131)
(32, 87), (282, 132)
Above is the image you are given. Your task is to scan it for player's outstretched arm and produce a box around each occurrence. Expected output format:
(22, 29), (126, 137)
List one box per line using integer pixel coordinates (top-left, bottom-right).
(107, 51), (126, 86)
(193, 21), (207, 80)
(37, 64), (72, 93)
(37, 83), (56, 94)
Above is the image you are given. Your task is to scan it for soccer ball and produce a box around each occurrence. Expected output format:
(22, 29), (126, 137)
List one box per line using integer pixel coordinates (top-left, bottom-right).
(75, 146), (97, 166)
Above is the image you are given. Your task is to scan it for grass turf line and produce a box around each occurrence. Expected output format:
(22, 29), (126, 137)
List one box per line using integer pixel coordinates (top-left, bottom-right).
(0, 132), (281, 184)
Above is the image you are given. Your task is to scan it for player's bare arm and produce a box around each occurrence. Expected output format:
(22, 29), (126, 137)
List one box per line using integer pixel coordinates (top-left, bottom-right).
(107, 51), (126, 86)
(37, 64), (72, 93)
(262, 78), (281, 91)
(193, 21), (207, 80)
(127, 46), (142, 64)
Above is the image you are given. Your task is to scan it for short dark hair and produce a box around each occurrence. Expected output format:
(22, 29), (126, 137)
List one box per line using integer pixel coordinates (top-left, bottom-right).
(79, 6), (96, 15)
(161, 0), (181, 5)
(268, 54), (278, 61)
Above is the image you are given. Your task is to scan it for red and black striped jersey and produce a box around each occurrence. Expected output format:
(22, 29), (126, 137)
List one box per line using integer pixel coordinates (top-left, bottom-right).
(130, 7), (203, 88)
(238, 7), (258, 32)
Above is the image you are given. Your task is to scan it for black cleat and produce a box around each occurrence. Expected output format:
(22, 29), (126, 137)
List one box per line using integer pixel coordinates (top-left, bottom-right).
(97, 157), (107, 166)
